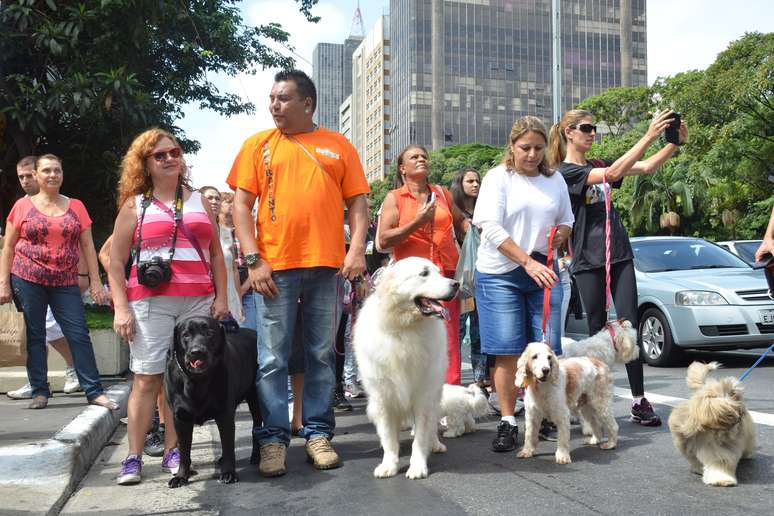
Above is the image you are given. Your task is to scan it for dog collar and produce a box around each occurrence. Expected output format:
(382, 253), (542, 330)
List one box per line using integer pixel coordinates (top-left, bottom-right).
(172, 348), (192, 378)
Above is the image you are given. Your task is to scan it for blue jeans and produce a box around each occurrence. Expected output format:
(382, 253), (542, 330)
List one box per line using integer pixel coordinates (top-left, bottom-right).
(343, 314), (358, 385)
(11, 275), (104, 400)
(241, 291), (258, 331)
(459, 308), (489, 382)
(475, 257), (563, 356)
(253, 267), (340, 445)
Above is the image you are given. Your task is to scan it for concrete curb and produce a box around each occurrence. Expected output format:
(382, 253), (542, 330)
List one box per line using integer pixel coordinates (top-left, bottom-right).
(0, 383), (130, 515)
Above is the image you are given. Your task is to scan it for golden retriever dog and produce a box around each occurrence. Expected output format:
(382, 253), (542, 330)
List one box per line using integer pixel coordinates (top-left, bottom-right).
(515, 342), (618, 464)
(560, 319), (640, 366)
(353, 257), (459, 479)
(668, 361), (755, 486)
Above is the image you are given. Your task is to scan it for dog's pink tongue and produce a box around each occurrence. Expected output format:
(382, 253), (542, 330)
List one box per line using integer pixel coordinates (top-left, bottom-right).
(190, 359), (204, 369)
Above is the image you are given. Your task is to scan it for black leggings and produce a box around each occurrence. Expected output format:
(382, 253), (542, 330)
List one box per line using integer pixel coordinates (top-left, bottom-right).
(334, 311), (347, 394)
(572, 260), (644, 397)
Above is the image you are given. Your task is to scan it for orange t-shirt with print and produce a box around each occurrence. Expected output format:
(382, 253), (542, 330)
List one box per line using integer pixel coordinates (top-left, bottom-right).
(227, 127), (370, 271)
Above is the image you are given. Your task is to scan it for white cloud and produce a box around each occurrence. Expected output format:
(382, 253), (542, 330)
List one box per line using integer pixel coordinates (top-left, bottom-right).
(647, 0), (774, 83)
(181, 1), (348, 190)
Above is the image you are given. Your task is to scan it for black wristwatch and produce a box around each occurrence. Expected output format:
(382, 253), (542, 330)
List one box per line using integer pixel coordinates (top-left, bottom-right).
(245, 252), (260, 268)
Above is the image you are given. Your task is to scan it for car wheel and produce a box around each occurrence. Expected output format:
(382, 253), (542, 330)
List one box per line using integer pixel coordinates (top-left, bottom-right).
(639, 308), (682, 367)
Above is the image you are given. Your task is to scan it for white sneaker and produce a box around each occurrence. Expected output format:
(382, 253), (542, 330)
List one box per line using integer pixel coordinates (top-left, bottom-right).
(7, 383), (33, 399)
(63, 367), (81, 394)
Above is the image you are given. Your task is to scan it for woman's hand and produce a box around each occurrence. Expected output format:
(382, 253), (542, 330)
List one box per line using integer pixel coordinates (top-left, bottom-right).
(113, 307), (136, 343)
(524, 258), (558, 289)
(756, 237), (774, 263)
(678, 120), (688, 145)
(0, 282), (12, 305)
(90, 283), (108, 305)
(414, 200), (436, 226)
(645, 110), (675, 141)
(211, 295), (230, 320)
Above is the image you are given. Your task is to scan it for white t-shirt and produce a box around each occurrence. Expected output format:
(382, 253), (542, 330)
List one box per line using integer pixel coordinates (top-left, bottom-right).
(472, 164), (574, 274)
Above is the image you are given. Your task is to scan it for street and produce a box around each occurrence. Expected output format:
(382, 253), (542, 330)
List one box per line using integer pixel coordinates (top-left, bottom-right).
(62, 348), (774, 516)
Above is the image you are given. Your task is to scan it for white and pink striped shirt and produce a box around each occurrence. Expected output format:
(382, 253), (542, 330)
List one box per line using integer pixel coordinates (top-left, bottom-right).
(127, 192), (215, 301)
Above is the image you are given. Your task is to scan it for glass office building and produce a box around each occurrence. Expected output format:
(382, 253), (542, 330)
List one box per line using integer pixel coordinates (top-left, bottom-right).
(313, 37), (363, 131)
(389, 0), (647, 152)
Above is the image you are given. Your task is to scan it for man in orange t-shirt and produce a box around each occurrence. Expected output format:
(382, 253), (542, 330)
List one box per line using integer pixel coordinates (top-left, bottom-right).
(229, 69), (369, 478)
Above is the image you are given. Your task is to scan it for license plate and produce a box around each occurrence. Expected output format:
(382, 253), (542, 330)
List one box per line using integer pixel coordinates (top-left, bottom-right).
(760, 309), (774, 325)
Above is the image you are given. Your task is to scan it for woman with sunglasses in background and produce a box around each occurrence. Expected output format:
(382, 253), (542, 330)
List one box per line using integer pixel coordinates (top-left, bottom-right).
(108, 128), (229, 485)
(548, 109), (687, 427)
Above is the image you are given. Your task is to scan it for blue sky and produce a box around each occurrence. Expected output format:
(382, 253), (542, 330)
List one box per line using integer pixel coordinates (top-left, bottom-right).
(180, 0), (774, 189)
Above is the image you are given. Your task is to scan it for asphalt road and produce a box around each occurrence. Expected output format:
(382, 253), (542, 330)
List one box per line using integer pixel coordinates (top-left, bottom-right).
(62, 348), (774, 516)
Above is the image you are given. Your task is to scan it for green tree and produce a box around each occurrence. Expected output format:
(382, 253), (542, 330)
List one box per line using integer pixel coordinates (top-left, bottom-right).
(0, 0), (319, 236)
(576, 85), (653, 136)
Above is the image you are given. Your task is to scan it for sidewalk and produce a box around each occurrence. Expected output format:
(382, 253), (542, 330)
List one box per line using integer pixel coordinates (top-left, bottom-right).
(0, 374), (130, 516)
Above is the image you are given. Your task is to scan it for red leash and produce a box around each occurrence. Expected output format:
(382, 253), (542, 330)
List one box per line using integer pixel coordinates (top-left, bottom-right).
(541, 226), (558, 347)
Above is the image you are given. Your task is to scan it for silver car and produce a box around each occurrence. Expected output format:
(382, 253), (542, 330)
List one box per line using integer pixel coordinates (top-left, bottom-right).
(565, 236), (774, 366)
(715, 239), (763, 265)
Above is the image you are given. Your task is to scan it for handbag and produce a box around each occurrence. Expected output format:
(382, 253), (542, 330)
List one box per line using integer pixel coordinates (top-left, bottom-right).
(0, 303), (27, 367)
(455, 225), (480, 299)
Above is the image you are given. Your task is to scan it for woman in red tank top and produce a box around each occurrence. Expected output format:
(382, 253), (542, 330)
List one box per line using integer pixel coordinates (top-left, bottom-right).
(377, 145), (469, 385)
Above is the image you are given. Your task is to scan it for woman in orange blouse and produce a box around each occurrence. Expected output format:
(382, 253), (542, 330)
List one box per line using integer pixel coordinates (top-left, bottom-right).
(377, 145), (469, 384)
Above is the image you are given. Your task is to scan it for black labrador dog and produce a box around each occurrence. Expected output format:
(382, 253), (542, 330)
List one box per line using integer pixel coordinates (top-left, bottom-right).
(165, 316), (260, 488)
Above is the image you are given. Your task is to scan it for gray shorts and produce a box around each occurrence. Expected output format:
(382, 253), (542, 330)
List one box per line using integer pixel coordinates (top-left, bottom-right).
(129, 294), (214, 375)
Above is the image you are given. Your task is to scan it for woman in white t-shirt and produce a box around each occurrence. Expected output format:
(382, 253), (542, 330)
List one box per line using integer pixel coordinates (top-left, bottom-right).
(472, 116), (574, 453)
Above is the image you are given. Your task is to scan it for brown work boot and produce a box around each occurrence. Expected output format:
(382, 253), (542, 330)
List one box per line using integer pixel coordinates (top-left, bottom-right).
(305, 437), (341, 470)
(258, 442), (287, 477)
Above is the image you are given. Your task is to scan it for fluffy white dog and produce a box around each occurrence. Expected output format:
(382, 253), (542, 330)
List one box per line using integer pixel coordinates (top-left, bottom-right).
(668, 361), (755, 486)
(353, 257), (459, 479)
(561, 319), (639, 366)
(439, 383), (490, 438)
(516, 342), (618, 464)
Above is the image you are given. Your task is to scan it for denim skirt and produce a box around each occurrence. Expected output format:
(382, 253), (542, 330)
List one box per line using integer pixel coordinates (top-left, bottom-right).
(475, 256), (563, 356)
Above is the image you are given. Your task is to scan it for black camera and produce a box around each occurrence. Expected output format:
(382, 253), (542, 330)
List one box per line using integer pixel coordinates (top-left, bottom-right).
(136, 256), (172, 288)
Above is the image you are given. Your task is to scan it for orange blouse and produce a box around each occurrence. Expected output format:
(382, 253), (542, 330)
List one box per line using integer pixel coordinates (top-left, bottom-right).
(391, 184), (459, 274)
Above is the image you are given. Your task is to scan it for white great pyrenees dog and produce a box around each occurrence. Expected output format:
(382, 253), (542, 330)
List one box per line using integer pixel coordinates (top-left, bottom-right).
(353, 257), (459, 479)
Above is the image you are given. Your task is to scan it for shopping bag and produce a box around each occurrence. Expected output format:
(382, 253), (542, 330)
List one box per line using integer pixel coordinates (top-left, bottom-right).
(0, 303), (27, 367)
(454, 227), (480, 299)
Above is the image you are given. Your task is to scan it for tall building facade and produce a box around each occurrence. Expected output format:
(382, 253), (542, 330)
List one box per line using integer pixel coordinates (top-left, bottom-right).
(390, 0), (647, 151)
(351, 16), (392, 183)
(313, 37), (363, 131)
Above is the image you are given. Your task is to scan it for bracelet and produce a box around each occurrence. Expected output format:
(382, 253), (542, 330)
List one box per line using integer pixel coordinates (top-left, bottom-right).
(78, 273), (90, 277)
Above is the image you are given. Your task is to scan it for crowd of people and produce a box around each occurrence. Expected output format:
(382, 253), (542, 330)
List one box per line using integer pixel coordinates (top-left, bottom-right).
(2, 68), (692, 484)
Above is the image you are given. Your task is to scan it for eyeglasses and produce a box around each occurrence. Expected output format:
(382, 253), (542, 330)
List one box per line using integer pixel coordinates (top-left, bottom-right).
(570, 123), (597, 134)
(147, 147), (182, 162)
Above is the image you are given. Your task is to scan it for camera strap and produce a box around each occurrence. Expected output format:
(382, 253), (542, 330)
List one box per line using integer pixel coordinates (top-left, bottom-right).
(134, 183), (183, 265)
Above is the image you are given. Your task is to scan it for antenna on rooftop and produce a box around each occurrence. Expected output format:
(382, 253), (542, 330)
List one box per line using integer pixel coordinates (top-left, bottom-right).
(350, 0), (365, 37)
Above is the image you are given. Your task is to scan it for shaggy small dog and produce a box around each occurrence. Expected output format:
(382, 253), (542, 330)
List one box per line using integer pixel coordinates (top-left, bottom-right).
(439, 383), (490, 438)
(561, 319), (639, 366)
(668, 361), (755, 487)
(353, 257), (459, 479)
(516, 342), (618, 464)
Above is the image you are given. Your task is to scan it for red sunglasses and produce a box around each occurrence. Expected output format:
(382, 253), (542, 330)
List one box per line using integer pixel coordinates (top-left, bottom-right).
(147, 147), (182, 162)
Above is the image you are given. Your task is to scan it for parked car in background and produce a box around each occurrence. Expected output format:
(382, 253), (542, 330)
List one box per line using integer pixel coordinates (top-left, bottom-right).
(565, 236), (774, 366)
(715, 240), (763, 265)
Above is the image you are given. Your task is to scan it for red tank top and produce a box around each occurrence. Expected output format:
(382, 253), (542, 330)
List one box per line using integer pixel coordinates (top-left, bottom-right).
(391, 184), (459, 274)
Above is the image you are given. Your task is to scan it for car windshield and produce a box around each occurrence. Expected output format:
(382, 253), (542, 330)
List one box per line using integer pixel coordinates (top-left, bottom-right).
(733, 241), (762, 264)
(632, 239), (751, 273)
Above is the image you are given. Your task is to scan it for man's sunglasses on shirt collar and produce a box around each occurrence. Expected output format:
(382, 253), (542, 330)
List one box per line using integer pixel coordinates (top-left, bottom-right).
(569, 123), (597, 134)
(147, 147), (182, 162)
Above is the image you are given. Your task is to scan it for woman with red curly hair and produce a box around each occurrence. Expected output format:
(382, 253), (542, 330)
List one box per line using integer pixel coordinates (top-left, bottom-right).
(107, 128), (229, 485)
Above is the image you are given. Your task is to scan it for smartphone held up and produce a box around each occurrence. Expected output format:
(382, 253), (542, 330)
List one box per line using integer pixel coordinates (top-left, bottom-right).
(665, 112), (682, 145)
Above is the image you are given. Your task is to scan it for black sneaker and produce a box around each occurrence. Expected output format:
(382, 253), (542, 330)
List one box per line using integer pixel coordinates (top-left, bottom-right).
(143, 425), (165, 457)
(491, 420), (518, 452)
(332, 392), (353, 412)
(631, 397), (662, 426)
(538, 420), (558, 441)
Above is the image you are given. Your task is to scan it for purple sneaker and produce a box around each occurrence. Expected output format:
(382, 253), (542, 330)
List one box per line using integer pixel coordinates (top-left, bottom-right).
(631, 397), (662, 426)
(117, 455), (143, 485)
(161, 448), (180, 474)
